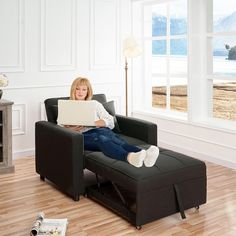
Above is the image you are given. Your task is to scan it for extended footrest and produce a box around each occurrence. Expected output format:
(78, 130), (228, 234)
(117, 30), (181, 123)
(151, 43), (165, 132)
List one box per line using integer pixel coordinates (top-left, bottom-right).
(85, 148), (207, 227)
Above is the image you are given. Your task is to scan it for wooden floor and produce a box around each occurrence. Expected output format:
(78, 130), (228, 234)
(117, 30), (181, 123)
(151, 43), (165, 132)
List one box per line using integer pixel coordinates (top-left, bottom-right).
(1, 157), (236, 236)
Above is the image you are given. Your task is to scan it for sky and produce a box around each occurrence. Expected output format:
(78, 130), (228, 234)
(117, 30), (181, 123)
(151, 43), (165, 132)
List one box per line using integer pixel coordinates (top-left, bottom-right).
(151, 0), (187, 18)
(151, 0), (236, 19)
(214, 0), (236, 17)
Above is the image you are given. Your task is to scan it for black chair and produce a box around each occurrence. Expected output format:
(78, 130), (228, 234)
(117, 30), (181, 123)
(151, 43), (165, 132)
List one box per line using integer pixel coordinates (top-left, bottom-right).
(35, 94), (157, 201)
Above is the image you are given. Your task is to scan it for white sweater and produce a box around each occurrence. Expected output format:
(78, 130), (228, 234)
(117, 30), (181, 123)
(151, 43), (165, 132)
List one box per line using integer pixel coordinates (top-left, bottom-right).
(80, 100), (115, 133)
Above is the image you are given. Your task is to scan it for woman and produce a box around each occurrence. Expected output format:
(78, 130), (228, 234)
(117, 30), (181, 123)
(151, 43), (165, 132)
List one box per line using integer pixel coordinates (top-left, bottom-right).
(64, 77), (159, 168)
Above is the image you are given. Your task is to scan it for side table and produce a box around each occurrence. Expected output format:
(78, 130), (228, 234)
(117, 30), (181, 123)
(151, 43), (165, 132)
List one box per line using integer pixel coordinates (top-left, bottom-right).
(0, 99), (14, 174)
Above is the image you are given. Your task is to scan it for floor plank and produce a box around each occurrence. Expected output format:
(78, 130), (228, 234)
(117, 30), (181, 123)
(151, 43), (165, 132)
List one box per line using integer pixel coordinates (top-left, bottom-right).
(0, 157), (236, 235)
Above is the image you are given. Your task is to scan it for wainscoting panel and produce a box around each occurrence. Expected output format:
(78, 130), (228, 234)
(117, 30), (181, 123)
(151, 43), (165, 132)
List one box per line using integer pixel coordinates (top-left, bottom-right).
(12, 104), (26, 135)
(90, 0), (120, 70)
(0, 0), (25, 72)
(40, 0), (76, 71)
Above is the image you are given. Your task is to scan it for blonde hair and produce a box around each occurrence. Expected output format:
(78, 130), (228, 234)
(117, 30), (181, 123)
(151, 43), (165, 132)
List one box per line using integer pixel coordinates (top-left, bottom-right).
(70, 77), (93, 100)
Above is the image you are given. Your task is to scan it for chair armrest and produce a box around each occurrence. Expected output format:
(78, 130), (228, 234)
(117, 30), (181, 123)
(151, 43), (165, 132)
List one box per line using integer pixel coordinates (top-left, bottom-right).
(115, 115), (158, 146)
(35, 121), (84, 200)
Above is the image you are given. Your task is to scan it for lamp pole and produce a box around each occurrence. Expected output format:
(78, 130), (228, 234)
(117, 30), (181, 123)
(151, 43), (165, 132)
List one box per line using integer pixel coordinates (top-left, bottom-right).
(125, 57), (128, 116)
(123, 37), (142, 117)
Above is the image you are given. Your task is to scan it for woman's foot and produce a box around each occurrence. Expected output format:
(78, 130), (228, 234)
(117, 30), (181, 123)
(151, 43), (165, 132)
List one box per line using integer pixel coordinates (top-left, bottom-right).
(127, 150), (146, 168)
(144, 145), (159, 167)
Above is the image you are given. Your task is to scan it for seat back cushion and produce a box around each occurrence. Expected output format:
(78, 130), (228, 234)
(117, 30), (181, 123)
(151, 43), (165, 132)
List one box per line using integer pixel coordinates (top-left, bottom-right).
(102, 101), (120, 133)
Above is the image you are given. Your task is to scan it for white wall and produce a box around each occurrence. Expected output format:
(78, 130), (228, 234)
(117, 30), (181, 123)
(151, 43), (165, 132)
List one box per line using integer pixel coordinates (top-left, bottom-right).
(0, 0), (131, 158)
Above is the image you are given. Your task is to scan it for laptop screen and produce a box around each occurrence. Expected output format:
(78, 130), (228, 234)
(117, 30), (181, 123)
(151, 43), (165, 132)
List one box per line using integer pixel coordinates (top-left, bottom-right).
(57, 100), (97, 126)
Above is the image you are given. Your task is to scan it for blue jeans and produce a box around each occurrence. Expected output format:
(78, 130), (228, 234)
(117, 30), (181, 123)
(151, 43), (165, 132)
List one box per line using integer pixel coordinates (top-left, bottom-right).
(83, 127), (141, 161)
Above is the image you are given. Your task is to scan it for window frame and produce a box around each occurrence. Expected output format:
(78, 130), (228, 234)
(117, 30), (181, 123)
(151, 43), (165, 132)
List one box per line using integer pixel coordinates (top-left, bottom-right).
(142, 0), (188, 115)
(206, 0), (236, 122)
(132, 0), (236, 131)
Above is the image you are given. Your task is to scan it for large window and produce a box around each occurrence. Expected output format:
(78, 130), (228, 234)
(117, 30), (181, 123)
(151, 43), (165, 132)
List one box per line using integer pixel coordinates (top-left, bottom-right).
(133, 0), (236, 128)
(208, 0), (236, 121)
(143, 0), (187, 113)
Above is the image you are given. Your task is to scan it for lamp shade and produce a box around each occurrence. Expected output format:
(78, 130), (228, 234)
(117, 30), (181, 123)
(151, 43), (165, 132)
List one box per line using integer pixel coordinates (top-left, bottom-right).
(123, 37), (142, 58)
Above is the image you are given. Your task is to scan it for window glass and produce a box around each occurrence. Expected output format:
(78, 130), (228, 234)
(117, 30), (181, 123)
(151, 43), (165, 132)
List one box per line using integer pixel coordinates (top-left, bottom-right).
(170, 0), (187, 35)
(143, 0), (187, 113)
(152, 4), (167, 37)
(170, 77), (187, 112)
(213, 35), (236, 76)
(169, 38), (187, 75)
(170, 39), (187, 56)
(213, 0), (236, 33)
(152, 76), (167, 109)
(209, 0), (236, 123)
(152, 40), (167, 55)
(169, 39), (187, 74)
(213, 80), (236, 121)
(169, 55), (187, 74)
(152, 54), (167, 74)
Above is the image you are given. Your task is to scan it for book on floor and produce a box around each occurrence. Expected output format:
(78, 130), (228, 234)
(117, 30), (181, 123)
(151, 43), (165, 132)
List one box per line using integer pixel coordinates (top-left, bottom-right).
(30, 212), (68, 236)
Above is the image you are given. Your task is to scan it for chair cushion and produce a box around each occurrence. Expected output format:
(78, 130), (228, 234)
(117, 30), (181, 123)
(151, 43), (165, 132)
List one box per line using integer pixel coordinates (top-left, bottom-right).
(85, 147), (206, 193)
(51, 105), (59, 124)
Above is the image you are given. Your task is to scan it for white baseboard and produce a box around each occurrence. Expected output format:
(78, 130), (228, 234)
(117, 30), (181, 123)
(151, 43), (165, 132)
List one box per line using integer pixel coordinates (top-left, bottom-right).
(13, 149), (35, 159)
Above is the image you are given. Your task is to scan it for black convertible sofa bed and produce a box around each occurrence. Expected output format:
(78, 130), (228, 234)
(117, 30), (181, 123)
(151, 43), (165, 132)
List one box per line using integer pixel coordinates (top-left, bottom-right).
(35, 94), (207, 229)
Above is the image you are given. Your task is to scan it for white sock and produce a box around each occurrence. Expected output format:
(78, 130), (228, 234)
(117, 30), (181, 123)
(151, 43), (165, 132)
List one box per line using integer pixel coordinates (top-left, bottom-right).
(144, 145), (159, 167)
(127, 150), (146, 168)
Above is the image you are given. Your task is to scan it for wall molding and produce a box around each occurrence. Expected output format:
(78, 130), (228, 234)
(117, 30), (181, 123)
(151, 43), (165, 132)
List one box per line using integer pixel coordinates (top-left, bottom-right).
(89, 0), (120, 70)
(40, 0), (76, 71)
(4, 81), (122, 90)
(134, 111), (236, 151)
(13, 148), (34, 159)
(0, 0), (25, 72)
(159, 128), (236, 151)
(133, 111), (236, 169)
(134, 110), (236, 135)
(12, 103), (26, 135)
(5, 84), (71, 90)
(159, 141), (236, 170)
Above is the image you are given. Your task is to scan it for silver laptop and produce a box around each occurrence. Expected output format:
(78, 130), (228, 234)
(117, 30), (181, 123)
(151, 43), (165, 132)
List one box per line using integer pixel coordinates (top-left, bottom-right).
(57, 100), (96, 126)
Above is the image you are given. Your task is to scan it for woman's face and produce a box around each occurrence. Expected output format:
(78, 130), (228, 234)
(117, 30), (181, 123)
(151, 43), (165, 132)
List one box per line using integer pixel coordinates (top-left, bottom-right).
(75, 85), (88, 100)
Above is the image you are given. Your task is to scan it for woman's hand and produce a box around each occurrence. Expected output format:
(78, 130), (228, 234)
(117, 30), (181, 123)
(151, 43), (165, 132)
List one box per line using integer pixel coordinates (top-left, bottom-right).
(64, 125), (84, 132)
(95, 119), (106, 127)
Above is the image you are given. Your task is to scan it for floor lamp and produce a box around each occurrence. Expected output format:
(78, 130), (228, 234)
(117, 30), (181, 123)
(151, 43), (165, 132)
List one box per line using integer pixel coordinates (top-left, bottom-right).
(123, 37), (142, 116)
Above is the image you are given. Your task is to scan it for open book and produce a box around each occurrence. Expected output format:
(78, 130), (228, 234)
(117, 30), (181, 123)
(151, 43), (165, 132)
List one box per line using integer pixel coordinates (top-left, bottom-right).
(30, 213), (68, 236)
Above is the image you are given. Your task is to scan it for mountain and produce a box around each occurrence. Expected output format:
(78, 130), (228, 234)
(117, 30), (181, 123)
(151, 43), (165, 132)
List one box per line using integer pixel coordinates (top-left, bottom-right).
(152, 12), (236, 57)
(152, 14), (187, 36)
(152, 15), (167, 36)
(152, 15), (187, 55)
(213, 11), (236, 57)
(214, 11), (236, 32)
